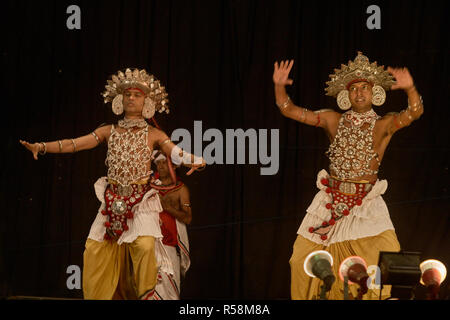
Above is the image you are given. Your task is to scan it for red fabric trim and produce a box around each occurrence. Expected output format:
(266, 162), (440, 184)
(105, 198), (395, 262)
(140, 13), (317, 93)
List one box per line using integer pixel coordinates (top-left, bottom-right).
(177, 233), (189, 257)
(157, 181), (184, 196)
(393, 115), (401, 129)
(315, 113), (321, 127)
(165, 272), (180, 296)
(125, 87), (145, 95)
(345, 79), (373, 90)
(159, 210), (178, 247)
(154, 290), (162, 300)
(150, 117), (161, 129)
(141, 289), (155, 300)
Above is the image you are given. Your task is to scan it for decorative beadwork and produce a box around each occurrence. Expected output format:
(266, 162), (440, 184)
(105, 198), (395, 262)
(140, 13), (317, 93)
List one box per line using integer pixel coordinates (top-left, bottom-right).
(118, 118), (148, 129)
(102, 68), (170, 115)
(102, 183), (151, 240)
(105, 125), (152, 187)
(326, 110), (380, 180)
(325, 52), (396, 98)
(309, 178), (374, 240)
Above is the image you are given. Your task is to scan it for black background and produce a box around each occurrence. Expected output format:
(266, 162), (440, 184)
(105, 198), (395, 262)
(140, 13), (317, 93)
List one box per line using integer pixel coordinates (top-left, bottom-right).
(2, 0), (449, 300)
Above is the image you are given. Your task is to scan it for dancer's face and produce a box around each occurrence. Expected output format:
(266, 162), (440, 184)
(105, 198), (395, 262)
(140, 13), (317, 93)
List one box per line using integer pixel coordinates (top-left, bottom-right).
(349, 81), (373, 112)
(123, 88), (146, 116)
(155, 159), (170, 178)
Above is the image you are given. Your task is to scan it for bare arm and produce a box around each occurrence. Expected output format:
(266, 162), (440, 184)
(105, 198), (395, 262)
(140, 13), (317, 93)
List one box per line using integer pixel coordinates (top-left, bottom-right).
(385, 67), (424, 134)
(19, 125), (111, 160)
(150, 127), (206, 175)
(160, 185), (192, 225)
(273, 60), (341, 132)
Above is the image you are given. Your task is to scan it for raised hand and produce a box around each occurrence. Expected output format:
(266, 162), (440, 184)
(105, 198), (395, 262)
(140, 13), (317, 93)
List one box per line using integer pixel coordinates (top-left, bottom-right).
(19, 140), (41, 160)
(388, 67), (414, 91)
(273, 60), (294, 86)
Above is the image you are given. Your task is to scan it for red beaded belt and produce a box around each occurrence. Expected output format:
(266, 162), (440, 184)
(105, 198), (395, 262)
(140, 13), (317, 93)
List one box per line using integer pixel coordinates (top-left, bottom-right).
(101, 182), (151, 240)
(308, 177), (374, 241)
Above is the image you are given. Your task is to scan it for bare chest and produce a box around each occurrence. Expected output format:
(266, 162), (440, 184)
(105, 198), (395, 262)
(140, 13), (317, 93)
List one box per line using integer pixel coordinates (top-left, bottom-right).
(161, 190), (181, 209)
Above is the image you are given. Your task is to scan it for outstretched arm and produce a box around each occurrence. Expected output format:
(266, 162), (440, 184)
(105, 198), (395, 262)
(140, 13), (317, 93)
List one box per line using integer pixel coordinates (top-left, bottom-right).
(19, 125), (111, 160)
(385, 67), (424, 134)
(273, 60), (341, 131)
(151, 127), (206, 175)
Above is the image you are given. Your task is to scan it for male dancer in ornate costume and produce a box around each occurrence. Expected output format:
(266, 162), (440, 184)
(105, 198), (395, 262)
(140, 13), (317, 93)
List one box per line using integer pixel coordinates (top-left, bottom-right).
(273, 52), (423, 299)
(152, 151), (191, 300)
(20, 68), (205, 300)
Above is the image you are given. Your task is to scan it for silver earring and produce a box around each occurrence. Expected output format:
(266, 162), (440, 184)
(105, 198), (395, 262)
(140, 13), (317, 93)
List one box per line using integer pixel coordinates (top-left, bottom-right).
(337, 90), (352, 110)
(142, 98), (156, 119)
(372, 85), (386, 106)
(112, 94), (124, 115)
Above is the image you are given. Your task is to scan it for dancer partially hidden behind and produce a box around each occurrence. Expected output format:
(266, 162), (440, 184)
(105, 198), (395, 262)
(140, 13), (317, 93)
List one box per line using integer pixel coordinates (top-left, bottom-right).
(272, 52), (423, 299)
(152, 150), (192, 300)
(20, 68), (205, 300)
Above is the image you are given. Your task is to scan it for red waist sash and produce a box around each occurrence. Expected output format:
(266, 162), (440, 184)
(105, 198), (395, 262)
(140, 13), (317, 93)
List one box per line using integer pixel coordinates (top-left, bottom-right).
(308, 177), (374, 241)
(159, 210), (178, 247)
(102, 183), (151, 240)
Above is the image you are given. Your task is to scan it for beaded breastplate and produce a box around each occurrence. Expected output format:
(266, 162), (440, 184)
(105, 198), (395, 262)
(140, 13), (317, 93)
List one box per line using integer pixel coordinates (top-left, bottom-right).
(106, 125), (152, 186)
(326, 109), (380, 180)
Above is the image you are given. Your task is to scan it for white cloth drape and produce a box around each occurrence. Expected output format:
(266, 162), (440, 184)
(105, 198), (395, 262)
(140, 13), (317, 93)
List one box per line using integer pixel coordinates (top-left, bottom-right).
(87, 176), (174, 277)
(297, 169), (395, 246)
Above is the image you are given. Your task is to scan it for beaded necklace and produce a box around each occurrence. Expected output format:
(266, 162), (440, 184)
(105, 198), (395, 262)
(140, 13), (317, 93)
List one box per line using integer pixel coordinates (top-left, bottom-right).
(118, 117), (148, 129)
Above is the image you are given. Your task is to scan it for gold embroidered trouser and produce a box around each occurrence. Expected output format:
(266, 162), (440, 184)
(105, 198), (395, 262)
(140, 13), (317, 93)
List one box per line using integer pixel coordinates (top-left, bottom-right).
(289, 229), (401, 300)
(82, 236), (158, 300)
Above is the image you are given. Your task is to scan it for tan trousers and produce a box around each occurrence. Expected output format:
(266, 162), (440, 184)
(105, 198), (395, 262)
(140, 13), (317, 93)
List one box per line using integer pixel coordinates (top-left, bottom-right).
(289, 229), (401, 300)
(82, 236), (158, 300)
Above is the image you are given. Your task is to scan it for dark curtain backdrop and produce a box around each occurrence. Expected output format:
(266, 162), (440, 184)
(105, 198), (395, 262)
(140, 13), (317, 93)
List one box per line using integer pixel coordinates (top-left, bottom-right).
(2, 0), (449, 299)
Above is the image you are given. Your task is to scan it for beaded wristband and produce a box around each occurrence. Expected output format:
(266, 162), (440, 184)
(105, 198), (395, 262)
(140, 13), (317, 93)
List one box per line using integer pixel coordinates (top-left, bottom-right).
(277, 96), (291, 109)
(38, 142), (47, 155)
(300, 108), (308, 122)
(407, 95), (423, 112)
(71, 139), (77, 153)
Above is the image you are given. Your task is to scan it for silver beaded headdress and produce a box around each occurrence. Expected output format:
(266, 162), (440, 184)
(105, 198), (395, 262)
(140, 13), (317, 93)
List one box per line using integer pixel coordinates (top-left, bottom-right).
(324, 52), (396, 110)
(101, 68), (170, 115)
(325, 52), (396, 97)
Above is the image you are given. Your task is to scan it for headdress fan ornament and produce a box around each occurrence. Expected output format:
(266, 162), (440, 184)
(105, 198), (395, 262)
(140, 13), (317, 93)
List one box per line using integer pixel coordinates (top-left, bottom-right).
(325, 51), (396, 97)
(102, 68), (170, 114)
